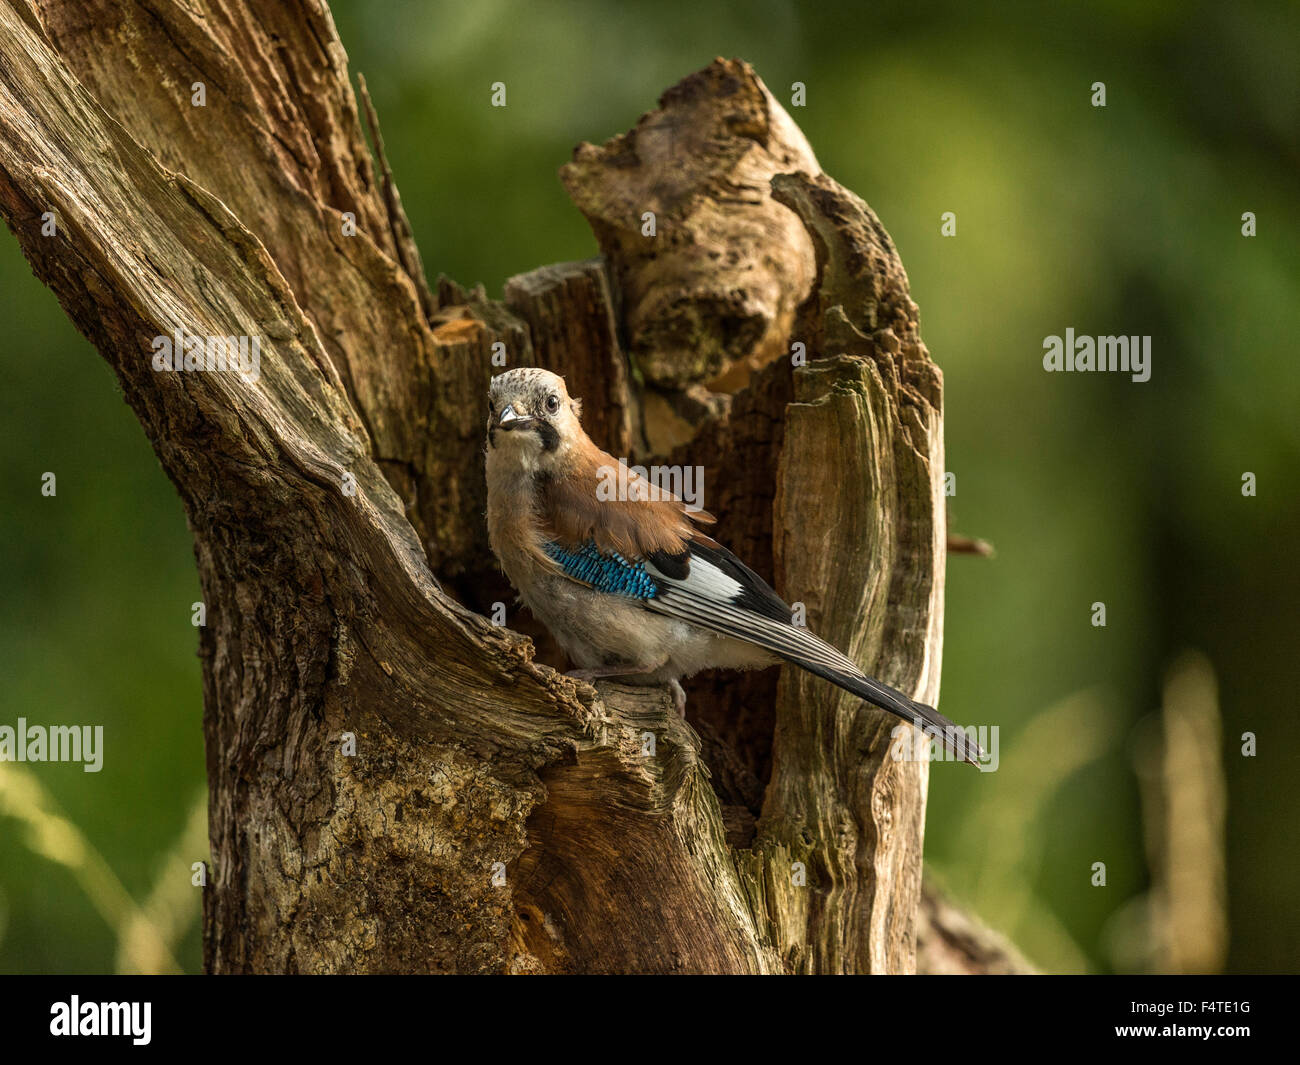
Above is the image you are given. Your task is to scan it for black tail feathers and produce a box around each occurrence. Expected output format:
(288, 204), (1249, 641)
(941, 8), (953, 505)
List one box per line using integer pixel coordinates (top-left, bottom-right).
(787, 656), (985, 768)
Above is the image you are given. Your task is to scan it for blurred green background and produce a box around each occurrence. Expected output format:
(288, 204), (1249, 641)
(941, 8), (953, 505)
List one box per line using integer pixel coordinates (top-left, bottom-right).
(2, 0), (1297, 973)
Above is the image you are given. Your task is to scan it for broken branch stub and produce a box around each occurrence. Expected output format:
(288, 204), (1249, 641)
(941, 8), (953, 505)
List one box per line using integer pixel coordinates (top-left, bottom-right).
(562, 58), (819, 393)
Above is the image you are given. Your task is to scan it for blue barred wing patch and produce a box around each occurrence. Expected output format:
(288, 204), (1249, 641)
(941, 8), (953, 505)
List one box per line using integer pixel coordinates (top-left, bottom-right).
(543, 540), (658, 599)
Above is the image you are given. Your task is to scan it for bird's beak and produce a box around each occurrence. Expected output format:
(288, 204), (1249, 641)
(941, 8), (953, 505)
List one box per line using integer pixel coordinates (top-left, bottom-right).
(496, 404), (535, 431)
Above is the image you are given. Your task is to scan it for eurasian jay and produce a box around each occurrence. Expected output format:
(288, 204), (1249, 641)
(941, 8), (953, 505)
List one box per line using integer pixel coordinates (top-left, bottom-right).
(485, 367), (980, 766)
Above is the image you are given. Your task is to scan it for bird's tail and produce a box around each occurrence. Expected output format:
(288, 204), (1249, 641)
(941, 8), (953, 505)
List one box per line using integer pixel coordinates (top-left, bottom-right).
(643, 586), (983, 767)
(787, 655), (984, 767)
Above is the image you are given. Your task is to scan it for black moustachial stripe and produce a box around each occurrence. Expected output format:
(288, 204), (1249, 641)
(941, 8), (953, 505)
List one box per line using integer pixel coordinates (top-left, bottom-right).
(536, 420), (560, 452)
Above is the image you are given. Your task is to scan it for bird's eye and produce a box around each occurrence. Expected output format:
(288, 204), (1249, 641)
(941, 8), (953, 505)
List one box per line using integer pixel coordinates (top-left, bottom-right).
(545, 394), (560, 414)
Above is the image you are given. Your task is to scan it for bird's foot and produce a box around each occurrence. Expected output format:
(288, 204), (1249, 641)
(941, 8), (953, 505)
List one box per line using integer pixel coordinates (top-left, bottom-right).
(668, 679), (687, 718)
(564, 666), (685, 716)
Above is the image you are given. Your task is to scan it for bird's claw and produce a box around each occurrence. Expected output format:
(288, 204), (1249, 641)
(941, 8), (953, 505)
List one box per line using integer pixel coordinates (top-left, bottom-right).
(669, 679), (687, 717)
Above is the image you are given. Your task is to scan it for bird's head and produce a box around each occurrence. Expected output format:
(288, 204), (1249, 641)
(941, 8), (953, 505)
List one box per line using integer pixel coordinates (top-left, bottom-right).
(486, 367), (584, 470)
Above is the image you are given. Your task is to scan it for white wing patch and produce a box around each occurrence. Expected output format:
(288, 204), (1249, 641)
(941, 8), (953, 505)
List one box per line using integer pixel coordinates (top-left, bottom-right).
(645, 554), (744, 601)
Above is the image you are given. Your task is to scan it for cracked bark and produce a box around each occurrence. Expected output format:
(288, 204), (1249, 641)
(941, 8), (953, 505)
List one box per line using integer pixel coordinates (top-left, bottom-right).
(1, 3), (1012, 973)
